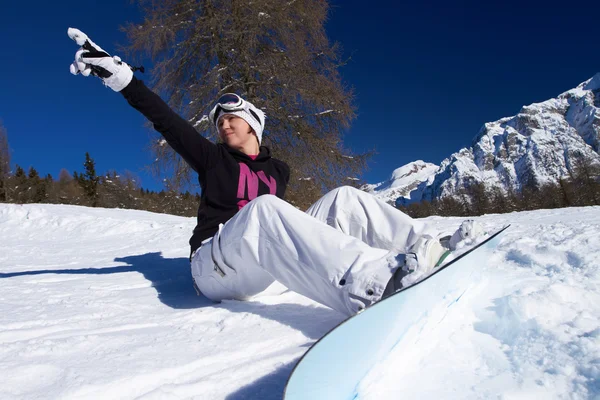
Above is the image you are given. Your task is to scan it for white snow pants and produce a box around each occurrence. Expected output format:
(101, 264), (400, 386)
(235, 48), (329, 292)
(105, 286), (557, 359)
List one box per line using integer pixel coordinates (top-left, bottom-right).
(190, 186), (433, 316)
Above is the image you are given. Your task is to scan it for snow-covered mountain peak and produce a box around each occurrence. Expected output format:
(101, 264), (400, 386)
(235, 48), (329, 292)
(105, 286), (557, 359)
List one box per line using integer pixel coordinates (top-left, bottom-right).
(389, 160), (435, 184)
(362, 160), (438, 204)
(398, 73), (600, 204)
(581, 72), (600, 91)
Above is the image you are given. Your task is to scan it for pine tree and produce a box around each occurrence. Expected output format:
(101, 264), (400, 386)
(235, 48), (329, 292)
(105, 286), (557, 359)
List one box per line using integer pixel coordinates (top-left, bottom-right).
(14, 166), (25, 178)
(27, 167), (39, 179)
(27, 167), (46, 203)
(11, 165), (28, 203)
(79, 152), (99, 206)
(0, 120), (9, 202)
(43, 174), (55, 203)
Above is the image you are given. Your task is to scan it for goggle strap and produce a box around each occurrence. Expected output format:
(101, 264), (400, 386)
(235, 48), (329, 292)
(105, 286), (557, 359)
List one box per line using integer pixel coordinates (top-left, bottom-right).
(212, 106), (221, 125)
(213, 107), (262, 127)
(248, 109), (260, 125)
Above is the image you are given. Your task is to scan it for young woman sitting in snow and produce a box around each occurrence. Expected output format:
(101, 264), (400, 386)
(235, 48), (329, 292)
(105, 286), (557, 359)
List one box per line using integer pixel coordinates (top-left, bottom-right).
(67, 28), (482, 317)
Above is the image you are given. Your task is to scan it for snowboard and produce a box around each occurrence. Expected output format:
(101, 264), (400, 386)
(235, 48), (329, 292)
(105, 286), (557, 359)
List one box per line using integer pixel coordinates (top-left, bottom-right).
(283, 225), (509, 400)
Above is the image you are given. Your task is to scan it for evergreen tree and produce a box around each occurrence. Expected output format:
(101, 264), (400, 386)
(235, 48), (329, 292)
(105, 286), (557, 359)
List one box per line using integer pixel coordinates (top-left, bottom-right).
(15, 165), (25, 178)
(79, 152), (99, 206)
(27, 167), (39, 179)
(0, 120), (9, 202)
(43, 174), (55, 203)
(27, 167), (46, 203)
(11, 165), (28, 203)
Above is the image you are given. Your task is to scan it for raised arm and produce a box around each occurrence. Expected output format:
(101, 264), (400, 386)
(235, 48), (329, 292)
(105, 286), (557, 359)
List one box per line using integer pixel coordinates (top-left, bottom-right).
(67, 28), (219, 175)
(119, 77), (219, 174)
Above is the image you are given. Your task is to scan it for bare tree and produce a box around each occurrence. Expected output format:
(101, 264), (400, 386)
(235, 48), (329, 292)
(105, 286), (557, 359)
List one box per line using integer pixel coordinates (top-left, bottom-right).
(98, 170), (142, 209)
(570, 153), (600, 205)
(122, 0), (371, 208)
(57, 169), (86, 205)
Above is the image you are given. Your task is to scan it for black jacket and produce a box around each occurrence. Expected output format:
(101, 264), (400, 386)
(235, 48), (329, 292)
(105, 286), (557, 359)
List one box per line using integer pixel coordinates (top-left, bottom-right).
(121, 77), (290, 256)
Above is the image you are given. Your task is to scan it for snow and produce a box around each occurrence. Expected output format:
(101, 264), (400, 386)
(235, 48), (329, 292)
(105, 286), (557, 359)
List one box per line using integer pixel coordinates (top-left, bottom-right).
(359, 209), (600, 399)
(363, 160), (439, 204)
(193, 115), (209, 127)
(1, 203), (599, 399)
(582, 72), (600, 91)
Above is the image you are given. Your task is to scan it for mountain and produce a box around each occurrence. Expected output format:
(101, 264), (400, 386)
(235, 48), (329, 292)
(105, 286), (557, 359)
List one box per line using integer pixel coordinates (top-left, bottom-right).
(362, 160), (439, 204)
(398, 73), (600, 205)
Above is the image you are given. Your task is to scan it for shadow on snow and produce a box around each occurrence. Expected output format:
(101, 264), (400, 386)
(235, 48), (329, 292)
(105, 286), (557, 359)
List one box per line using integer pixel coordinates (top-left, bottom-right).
(226, 360), (297, 400)
(1, 251), (344, 397)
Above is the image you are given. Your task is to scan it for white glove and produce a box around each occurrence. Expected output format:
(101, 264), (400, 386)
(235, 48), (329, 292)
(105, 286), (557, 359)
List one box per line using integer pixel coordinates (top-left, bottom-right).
(67, 27), (134, 92)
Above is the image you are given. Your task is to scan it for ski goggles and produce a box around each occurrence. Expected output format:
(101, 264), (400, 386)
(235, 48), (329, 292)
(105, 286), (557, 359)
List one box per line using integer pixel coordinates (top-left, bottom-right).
(210, 93), (261, 126)
(215, 93), (245, 110)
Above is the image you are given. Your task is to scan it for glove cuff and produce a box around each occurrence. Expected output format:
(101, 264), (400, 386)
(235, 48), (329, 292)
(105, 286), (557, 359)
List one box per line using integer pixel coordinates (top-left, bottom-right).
(104, 62), (134, 92)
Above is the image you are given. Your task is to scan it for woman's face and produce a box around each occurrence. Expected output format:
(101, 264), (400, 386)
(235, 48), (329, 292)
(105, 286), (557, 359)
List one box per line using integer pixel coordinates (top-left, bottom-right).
(218, 115), (257, 150)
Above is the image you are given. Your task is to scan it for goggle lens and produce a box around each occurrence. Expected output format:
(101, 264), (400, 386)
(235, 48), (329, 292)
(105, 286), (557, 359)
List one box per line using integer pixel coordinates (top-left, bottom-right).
(216, 93), (242, 106)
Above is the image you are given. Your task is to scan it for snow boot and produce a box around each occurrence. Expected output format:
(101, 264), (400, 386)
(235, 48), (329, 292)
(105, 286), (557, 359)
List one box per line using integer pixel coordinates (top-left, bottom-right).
(440, 220), (485, 251)
(382, 236), (451, 298)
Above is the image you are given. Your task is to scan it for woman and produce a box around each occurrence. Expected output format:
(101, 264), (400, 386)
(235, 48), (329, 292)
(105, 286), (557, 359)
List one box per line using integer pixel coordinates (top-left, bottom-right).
(67, 28), (480, 317)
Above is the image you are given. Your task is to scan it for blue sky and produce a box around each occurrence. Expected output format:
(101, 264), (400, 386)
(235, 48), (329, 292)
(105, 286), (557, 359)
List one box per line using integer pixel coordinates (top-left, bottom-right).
(1, 0), (599, 192)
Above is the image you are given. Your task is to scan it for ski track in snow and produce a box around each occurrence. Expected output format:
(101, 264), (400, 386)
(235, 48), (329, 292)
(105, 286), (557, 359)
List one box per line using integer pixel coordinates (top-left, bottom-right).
(1, 203), (599, 399)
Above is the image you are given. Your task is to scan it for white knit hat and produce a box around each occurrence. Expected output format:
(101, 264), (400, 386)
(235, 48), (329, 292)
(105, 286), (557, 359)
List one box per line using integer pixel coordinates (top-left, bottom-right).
(212, 100), (266, 145)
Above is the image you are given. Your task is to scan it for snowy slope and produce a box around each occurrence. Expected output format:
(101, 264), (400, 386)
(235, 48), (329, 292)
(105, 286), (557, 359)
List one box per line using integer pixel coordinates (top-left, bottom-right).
(1, 203), (599, 399)
(362, 161), (439, 204)
(403, 73), (600, 204)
